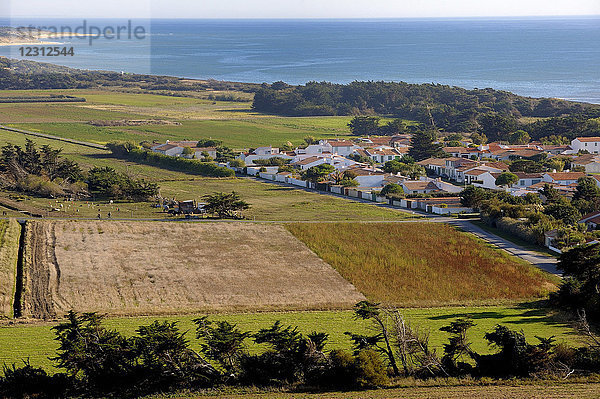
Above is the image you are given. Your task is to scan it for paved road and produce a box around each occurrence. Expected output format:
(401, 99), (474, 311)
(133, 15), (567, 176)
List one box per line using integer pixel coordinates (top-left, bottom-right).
(448, 219), (559, 275)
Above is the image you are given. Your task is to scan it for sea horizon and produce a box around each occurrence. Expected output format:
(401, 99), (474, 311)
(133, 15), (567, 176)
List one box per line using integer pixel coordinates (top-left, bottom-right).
(1, 16), (599, 103)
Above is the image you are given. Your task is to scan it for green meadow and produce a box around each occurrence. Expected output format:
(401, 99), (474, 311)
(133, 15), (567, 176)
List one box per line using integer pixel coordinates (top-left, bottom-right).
(0, 88), (416, 148)
(0, 306), (579, 371)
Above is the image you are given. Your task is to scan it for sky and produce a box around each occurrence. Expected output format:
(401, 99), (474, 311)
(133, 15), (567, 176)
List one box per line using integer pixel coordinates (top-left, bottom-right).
(5, 0), (600, 19)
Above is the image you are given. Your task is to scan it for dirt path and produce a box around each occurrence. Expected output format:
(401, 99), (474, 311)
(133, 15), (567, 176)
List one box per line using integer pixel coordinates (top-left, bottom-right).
(0, 124), (108, 150)
(21, 221), (58, 319)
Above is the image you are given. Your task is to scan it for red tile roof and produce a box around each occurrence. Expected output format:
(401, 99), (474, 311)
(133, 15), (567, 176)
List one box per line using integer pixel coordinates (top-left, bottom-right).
(575, 137), (600, 142)
(544, 172), (586, 181)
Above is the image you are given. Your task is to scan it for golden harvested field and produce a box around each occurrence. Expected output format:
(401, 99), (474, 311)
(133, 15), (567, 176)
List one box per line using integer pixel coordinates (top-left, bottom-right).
(286, 222), (558, 307)
(0, 219), (20, 317)
(19, 221), (364, 318)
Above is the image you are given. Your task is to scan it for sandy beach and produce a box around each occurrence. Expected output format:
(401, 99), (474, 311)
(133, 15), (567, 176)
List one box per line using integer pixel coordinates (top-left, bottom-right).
(0, 41), (64, 47)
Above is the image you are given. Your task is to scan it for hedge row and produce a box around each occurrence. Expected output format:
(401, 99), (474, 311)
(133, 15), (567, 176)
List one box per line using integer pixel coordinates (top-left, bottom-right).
(485, 216), (542, 245)
(110, 145), (234, 178)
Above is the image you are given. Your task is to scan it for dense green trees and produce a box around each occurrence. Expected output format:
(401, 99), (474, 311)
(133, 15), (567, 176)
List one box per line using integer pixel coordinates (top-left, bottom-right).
(252, 80), (598, 135)
(382, 160), (425, 179)
(301, 164), (336, 183)
(495, 172), (519, 188)
(202, 192), (250, 219)
(478, 113), (519, 142)
(106, 142), (235, 178)
(509, 130), (531, 145)
(347, 116), (408, 136)
(348, 116), (380, 135)
(87, 167), (159, 201)
(0, 140), (160, 201)
(460, 181), (599, 248)
(0, 140), (85, 198)
(408, 130), (443, 161)
(381, 183), (404, 197)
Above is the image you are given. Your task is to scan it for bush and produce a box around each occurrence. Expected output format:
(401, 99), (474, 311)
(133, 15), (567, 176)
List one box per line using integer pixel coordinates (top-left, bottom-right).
(0, 363), (70, 399)
(354, 350), (389, 388)
(381, 183), (404, 197)
(16, 175), (65, 198)
(492, 217), (541, 245)
(229, 158), (245, 168)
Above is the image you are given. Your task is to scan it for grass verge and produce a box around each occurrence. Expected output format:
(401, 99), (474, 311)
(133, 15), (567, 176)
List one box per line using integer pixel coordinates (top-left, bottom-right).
(0, 220), (21, 318)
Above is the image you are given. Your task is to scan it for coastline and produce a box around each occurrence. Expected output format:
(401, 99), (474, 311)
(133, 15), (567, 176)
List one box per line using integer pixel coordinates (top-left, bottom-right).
(0, 41), (64, 47)
(0, 32), (93, 47)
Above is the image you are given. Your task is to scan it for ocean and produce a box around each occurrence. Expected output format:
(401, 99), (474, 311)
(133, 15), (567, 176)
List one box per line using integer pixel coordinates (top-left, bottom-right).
(1, 17), (599, 103)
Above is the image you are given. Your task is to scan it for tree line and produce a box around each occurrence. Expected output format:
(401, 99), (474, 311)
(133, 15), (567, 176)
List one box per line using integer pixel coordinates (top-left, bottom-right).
(252, 81), (600, 142)
(0, 140), (158, 201)
(0, 58), (259, 94)
(3, 297), (600, 398)
(107, 142), (235, 178)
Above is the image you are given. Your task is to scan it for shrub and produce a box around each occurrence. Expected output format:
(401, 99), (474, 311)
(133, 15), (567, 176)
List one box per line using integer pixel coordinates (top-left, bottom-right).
(16, 175), (65, 198)
(354, 350), (389, 388)
(381, 183), (404, 197)
(0, 363), (70, 399)
(229, 158), (245, 168)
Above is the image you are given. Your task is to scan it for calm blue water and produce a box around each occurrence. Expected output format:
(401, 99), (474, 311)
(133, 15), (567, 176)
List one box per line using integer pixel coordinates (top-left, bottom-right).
(1, 17), (599, 103)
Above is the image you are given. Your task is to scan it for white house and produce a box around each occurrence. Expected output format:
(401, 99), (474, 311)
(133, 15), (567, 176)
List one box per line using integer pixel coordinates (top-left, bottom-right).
(401, 181), (440, 194)
(513, 173), (544, 188)
(291, 154), (359, 171)
(571, 137), (600, 154)
(572, 155), (600, 173)
(471, 171), (501, 190)
(191, 147), (217, 159)
(320, 139), (360, 156)
(580, 211), (600, 230)
(238, 146), (293, 165)
(470, 171), (541, 190)
(418, 158), (447, 176)
(295, 144), (328, 155)
(291, 156), (327, 170)
(542, 172), (586, 186)
(346, 167), (386, 187)
(364, 148), (404, 164)
(152, 143), (185, 157)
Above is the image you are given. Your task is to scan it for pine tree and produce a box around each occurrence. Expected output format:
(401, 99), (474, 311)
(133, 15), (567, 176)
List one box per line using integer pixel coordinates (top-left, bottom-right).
(408, 130), (443, 161)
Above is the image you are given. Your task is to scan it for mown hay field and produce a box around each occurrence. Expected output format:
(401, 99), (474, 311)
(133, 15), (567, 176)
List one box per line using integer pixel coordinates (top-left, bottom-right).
(0, 219), (20, 317)
(20, 221), (364, 318)
(286, 222), (559, 306)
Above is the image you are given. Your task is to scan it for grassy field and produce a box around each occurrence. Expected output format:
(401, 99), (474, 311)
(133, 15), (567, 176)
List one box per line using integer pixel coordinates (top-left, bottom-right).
(19, 221), (364, 318)
(0, 88), (366, 148)
(0, 219), (20, 318)
(0, 179), (412, 222)
(5, 117), (357, 148)
(0, 88), (416, 147)
(286, 223), (559, 306)
(159, 178), (412, 221)
(0, 305), (579, 371)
